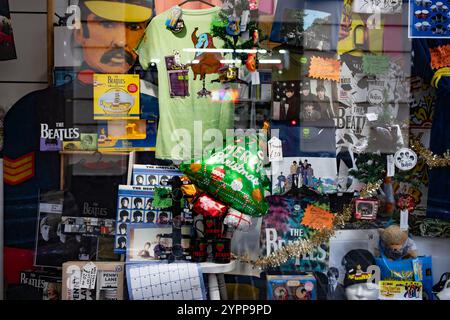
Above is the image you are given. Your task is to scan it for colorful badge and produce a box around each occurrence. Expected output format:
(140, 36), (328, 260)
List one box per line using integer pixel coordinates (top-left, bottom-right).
(394, 148), (418, 171)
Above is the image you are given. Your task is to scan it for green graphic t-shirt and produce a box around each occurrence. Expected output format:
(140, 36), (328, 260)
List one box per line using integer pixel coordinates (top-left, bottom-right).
(137, 7), (235, 160)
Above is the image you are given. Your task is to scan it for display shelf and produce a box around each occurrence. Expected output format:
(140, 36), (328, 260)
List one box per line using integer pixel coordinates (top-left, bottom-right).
(199, 260), (236, 274)
(59, 150), (130, 156)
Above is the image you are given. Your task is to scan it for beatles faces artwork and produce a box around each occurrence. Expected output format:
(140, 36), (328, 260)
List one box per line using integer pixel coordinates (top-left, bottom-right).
(132, 165), (183, 187)
(115, 186), (172, 253)
(272, 80), (336, 123)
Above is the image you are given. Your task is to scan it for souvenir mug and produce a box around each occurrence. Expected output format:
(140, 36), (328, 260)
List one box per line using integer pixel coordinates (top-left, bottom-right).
(212, 238), (231, 264)
(422, 21), (431, 31)
(191, 238), (208, 262)
(415, 22), (423, 31)
(203, 215), (224, 240)
(434, 24), (445, 34)
(432, 13), (447, 23)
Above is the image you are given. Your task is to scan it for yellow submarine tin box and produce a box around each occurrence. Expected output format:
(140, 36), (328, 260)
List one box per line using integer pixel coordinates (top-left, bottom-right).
(94, 74), (140, 120)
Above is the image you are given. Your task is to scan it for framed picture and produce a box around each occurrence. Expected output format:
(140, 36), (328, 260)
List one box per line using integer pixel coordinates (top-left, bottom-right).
(115, 185), (174, 254)
(126, 224), (173, 262)
(355, 199), (379, 220)
(35, 191), (98, 268)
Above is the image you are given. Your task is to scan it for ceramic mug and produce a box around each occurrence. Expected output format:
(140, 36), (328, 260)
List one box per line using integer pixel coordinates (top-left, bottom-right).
(212, 238), (231, 264)
(191, 238), (208, 262)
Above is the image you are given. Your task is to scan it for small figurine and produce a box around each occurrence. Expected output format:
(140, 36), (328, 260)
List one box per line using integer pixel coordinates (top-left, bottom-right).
(377, 225), (418, 260)
(211, 65), (248, 85)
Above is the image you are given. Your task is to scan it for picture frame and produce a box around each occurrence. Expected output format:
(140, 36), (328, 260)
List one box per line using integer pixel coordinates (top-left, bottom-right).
(355, 199), (379, 220)
(115, 185), (174, 254)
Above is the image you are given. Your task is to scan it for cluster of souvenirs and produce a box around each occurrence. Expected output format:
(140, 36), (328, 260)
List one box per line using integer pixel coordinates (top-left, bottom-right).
(2, 0), (450, 301)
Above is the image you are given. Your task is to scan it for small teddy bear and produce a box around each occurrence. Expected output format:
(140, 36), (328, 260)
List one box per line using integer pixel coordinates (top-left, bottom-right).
(377, 225), (418, 260)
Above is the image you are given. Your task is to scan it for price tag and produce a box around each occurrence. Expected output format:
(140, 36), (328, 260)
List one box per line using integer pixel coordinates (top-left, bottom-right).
(400, 209), (409, 231)
(80, 262), (98, 290)
(387, 155), (395, 177)
(366, 113), (378, 121)
(251, 71), (260, 85)
(268, 137), (283, 162)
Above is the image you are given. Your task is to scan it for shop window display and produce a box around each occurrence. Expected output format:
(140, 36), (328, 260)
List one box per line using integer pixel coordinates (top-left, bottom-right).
(1, 0), (450, 303)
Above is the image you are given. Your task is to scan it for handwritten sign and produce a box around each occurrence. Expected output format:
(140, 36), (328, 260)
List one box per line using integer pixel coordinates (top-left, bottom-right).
(308, 56), (340, 82)
(301, 205), (334, 231)
(80, 262), (97, 290)
(268, 137), (283, 162)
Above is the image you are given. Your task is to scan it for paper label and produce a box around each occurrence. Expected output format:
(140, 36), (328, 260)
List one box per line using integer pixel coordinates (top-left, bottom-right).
(400, 209), (409, 231)
(39, 203), (63, 214)
(251, 71), (260, 85)
(301, 205), (335, 230)
(363, 55), (390, 75)
(379, 280), (422, 300)
(98, 271), (119, 289)
(268, 137), (283, 162)
(387, 155), (395, 177)
(308, 56), (340, 81)
(80, 262), (98, 290)
(366, 112), (379, 121)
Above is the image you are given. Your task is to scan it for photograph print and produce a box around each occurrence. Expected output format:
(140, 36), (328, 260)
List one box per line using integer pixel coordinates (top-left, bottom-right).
(271, 157), (338, 195)
(127, 224), (173, 262)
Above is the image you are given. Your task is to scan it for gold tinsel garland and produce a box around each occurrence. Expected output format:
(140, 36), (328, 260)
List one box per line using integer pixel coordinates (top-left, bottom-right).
(359, 180), (383, 199)
(410, 137), (450, 168)
(233, 205), (353, 269)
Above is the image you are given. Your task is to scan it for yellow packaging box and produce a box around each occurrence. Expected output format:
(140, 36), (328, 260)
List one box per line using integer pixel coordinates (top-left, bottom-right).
(93, 74), (140, 120)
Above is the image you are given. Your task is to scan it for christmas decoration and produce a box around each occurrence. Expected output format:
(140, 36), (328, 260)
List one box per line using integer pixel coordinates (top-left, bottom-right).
(349, 153), (386, 183)
(192, 194), (228, 218)
(223, 208), (252, 232)
(410, 136), (450, 168)
(359, 180), (383, 199)
(234, 205), (353, 269)
(179, 135), (271, 217)
(209, 1), (265, 65)
(152, 187), (173, 209)
(396, 194), (417, 214)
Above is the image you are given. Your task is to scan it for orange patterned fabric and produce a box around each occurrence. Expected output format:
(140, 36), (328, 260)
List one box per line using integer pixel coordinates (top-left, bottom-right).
(430, 45), (450, 70)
